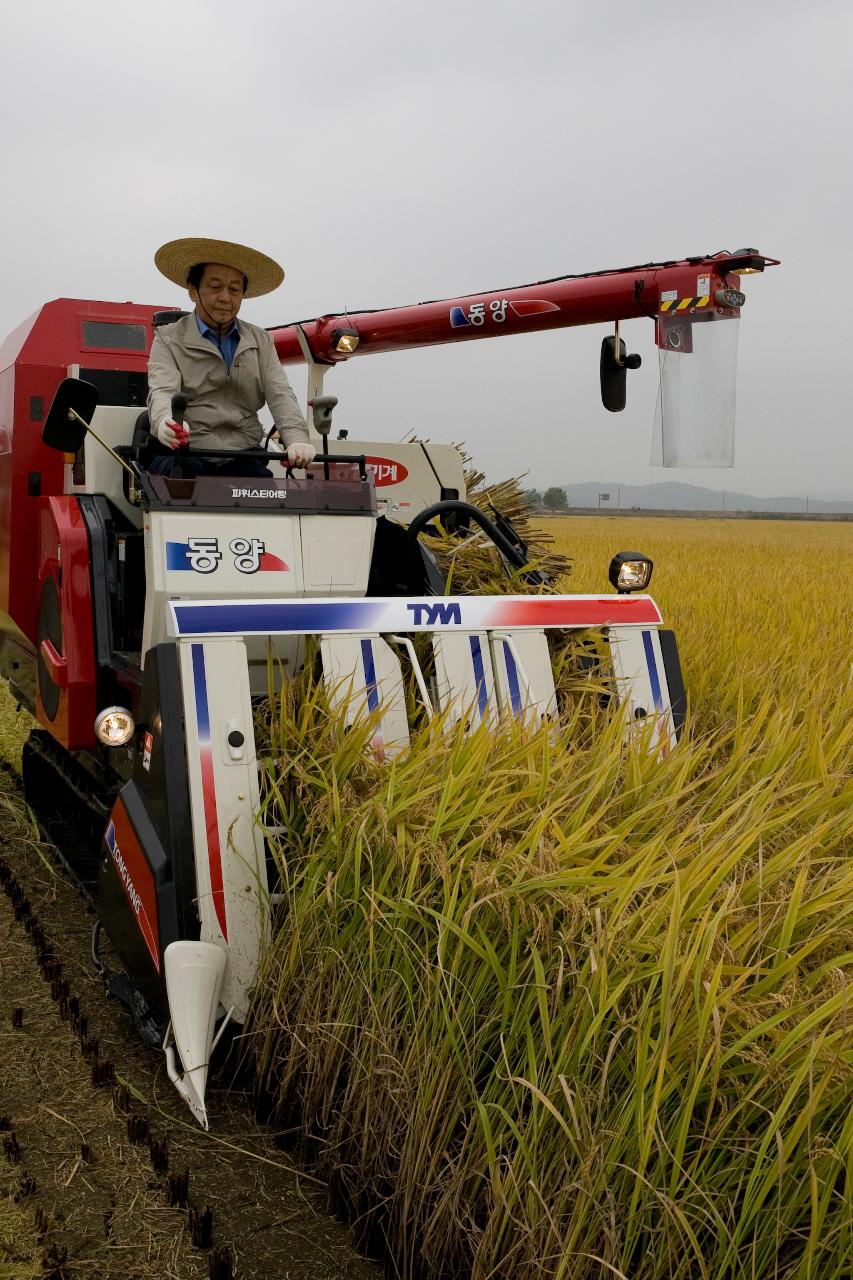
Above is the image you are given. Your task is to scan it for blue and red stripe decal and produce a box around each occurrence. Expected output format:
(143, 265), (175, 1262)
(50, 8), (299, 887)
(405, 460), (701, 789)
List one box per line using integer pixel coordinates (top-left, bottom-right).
(360, 638), (380, 713)
(170, 595), (662, 638)
(641, 630), (664, 713)
(640, 629), (672, 756)
(502, 640), (522, 715)
(191, 645), (228, 940)
(469, 636), (489, 721)
(483, 598), (659, 628)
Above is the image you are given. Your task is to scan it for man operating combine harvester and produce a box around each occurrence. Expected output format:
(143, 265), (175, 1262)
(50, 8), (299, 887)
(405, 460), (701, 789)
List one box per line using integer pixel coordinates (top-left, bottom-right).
(0, 241), (777, 1126)
(147, 236), (316, 477)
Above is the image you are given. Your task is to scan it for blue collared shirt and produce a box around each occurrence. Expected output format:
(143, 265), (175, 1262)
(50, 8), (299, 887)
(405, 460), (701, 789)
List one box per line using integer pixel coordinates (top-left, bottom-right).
(196, 312), (240, 371)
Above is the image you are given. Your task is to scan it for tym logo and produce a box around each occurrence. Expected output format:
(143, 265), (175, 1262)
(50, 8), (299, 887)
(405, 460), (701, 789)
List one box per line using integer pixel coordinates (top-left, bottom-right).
(406, 602), (462, 626)
(106, 821), (142, 916)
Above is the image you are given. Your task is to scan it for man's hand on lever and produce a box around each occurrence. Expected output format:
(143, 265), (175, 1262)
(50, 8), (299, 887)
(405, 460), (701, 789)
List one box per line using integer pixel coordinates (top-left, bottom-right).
(286, 441), (316, 468)
(156, 418), (191, 449)
(157, 394), (190, 450)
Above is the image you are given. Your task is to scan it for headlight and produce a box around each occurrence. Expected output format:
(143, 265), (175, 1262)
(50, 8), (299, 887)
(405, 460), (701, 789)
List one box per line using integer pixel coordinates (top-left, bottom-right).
(330, 326), (359, 354)
(94, 706), (135, 747)
(609, 551), (653, 593)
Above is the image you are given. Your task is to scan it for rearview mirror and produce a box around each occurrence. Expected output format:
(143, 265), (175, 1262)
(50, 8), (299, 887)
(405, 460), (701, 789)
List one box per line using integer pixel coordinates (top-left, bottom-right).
(600, 336), (641, 413)
(42, 378), (100, 452)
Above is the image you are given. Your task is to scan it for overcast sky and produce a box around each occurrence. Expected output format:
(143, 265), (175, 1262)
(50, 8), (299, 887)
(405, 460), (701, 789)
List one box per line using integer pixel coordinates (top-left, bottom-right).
(1, 0), (850, 498)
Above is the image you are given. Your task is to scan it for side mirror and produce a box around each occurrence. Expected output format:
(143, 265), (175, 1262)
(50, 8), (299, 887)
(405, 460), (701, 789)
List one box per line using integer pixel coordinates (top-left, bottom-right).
(600, 336), (641, 413)
(42, 378), (100, 452)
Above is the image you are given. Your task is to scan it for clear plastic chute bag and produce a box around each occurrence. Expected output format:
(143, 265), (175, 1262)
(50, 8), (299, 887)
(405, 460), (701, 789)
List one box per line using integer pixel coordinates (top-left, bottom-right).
(651, 314), (740, 467)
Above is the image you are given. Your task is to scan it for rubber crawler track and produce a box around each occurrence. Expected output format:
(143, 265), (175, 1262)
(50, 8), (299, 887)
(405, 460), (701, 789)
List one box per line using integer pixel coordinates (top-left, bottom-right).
(0, 836), (236, 1279)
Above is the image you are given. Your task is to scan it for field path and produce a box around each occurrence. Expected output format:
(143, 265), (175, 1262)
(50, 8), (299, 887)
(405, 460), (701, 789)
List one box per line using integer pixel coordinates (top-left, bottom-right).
(0, 774), (381, 1279)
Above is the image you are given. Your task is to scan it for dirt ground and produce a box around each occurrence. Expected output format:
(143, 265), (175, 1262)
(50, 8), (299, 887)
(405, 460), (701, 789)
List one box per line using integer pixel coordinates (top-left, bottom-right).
(0, 778), (383, 1280)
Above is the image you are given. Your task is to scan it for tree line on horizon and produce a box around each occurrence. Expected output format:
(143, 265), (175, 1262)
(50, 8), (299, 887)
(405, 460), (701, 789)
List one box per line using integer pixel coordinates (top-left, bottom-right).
(525, 487), (569, 511)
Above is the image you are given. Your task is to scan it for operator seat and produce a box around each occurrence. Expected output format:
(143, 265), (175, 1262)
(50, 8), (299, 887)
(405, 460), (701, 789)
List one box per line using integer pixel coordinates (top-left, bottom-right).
(131, 411), (172, 469)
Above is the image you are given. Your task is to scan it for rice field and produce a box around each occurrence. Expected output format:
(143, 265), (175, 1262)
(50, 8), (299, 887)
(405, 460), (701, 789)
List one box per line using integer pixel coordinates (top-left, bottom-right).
(249, 515), (853, 1279)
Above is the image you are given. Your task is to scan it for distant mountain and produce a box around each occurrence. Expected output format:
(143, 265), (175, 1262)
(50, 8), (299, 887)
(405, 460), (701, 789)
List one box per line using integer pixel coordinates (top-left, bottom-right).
(553, 481), (853, 514)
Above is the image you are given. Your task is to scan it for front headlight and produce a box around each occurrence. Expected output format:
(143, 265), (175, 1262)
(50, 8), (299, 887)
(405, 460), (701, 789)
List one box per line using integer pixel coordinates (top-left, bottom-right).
(94, 706), (135, 747)
(609, 551), (653, 593)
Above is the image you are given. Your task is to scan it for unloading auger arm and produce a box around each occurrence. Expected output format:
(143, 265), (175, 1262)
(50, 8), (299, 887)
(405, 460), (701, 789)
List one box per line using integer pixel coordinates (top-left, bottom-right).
(269, 249), (779, 366)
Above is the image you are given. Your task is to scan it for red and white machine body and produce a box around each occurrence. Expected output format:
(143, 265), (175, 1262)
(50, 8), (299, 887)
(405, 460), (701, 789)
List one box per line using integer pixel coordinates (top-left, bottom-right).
(0, 249), (776, 1124)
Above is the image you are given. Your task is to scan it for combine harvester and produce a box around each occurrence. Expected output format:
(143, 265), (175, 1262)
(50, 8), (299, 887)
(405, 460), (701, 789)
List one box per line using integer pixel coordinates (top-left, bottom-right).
(0, 249), (777, 1126)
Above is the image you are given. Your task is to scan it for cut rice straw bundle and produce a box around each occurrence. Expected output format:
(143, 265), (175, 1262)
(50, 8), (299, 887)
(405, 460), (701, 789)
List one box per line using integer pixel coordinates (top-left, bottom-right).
(418, 462), (571, 594)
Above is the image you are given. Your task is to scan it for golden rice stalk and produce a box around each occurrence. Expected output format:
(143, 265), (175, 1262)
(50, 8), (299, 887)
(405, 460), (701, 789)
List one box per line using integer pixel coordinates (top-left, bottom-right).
(244, 518), (853, 1279)
(248, 668), (853, 1280)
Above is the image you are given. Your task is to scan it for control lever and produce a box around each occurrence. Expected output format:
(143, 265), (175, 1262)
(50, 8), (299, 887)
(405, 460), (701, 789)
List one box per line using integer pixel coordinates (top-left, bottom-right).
(171, 392), (189, 478)
(309, 395), (338, 479)
(309, 395), (338, 435)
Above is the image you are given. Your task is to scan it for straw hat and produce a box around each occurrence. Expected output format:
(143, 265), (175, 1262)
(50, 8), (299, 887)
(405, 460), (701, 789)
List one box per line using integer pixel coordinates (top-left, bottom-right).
(154, 237), (284, 298)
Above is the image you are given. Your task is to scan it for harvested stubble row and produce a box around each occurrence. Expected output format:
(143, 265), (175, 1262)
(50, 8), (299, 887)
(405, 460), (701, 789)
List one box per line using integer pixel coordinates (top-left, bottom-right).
(247, 507), (852, 1280)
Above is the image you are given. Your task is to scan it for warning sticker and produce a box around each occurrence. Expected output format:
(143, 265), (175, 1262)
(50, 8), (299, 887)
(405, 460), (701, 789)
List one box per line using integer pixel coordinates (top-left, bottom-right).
(661, 289), (677, 302)
(696, 274), (711, 297)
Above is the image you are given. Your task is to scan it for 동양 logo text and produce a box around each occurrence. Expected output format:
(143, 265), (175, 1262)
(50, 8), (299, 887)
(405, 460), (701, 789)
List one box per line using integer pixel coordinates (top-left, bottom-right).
(166, 537), (289, 574)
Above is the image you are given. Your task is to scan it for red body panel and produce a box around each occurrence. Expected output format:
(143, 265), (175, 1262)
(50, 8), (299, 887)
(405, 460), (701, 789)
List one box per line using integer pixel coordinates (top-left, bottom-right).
(35, 498), (99, 750)
(0, 358), (66, 641)
(0, 298), (165, 651)
(106, 796), (161, 973)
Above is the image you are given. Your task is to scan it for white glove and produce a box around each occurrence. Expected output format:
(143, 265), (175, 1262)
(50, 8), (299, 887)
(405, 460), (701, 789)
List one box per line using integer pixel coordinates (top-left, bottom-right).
(156, 418), (190, 450)
(286, 441), (316, 468)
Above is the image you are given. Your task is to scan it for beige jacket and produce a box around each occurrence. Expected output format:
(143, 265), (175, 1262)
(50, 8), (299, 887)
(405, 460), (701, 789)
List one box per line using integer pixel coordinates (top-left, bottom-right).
(147, 313), (309, 451)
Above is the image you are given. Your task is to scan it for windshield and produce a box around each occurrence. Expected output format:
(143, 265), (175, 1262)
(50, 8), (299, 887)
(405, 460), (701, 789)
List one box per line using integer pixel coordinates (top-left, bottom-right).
(651, 313), (740, 467)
